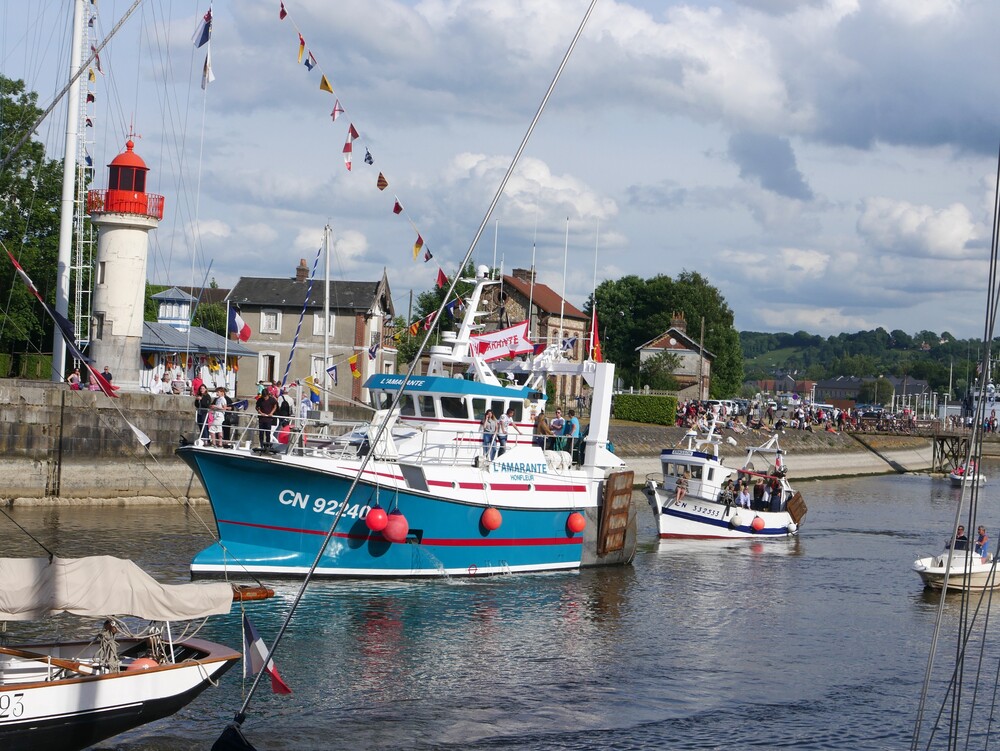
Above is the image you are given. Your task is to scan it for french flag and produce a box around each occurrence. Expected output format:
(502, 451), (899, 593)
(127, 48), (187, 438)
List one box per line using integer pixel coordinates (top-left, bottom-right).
(229, 306), (251, 342)
(243, 614), (291, 694)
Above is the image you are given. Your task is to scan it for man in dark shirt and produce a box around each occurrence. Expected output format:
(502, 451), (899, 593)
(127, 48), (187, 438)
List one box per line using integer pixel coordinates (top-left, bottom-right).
(952, 525), (969, 551)
(102, 365), (113, 383)
(256, 388), (279, 448)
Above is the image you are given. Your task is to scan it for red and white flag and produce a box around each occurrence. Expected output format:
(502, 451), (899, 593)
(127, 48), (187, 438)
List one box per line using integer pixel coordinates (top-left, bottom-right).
(470, 321), (534, 362)
(330, 99), (344, 121)
(243, 613), (291, 694)
(343, 123), (359, 171)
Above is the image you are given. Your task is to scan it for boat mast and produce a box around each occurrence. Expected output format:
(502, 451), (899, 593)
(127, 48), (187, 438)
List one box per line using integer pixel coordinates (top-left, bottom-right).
(53, 0), (87, 381)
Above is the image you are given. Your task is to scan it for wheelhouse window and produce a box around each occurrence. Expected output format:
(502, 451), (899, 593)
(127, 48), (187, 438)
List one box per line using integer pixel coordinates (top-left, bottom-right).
(419, 395), (435, 418)
(399, 394), (415, 416)
(440, 396), (468, 420)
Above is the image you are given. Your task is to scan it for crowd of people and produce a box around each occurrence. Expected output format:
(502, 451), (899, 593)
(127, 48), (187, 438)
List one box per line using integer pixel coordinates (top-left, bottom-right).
(479, 406), (583, 461)
(674, 399), (916, 435)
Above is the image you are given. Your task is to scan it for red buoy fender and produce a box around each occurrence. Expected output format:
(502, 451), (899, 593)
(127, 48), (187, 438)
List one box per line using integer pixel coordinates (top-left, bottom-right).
(366, 505), (389, 532)
(751, 516), (765, 532)
(481, 507), (502, 531)
(383, 510), (409, 543)
(567, 511), (586, 535)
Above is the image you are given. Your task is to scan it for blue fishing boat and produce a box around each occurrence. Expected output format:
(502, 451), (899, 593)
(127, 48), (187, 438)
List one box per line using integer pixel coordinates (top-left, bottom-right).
(178, 267), (636, 578)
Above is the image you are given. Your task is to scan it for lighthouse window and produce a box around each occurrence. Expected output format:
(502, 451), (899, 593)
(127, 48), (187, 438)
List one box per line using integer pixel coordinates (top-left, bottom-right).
(109, 166), (137, 191)
(97, 261), (106, 285)
(134, 169), (146, 192)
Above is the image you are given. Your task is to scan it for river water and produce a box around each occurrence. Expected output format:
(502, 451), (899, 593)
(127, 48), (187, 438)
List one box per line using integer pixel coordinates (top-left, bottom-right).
(2, 471), (989, 750)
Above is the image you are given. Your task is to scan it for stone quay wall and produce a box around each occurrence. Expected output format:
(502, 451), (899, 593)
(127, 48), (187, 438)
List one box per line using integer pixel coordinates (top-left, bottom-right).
(0, 381), (958, 503)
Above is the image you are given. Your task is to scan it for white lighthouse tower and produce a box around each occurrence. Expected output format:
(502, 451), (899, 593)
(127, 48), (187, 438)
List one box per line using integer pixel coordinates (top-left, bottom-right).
(86, 139), (164, 392)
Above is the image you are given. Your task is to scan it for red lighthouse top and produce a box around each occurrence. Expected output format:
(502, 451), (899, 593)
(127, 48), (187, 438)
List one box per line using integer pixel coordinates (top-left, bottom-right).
(86, 139), (164, 220)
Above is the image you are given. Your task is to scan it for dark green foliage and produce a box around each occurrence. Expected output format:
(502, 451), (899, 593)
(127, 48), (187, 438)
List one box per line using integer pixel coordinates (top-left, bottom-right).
(613, 393), (677, 425)
(19, 353), (51, 378)
(0, 76), (64, 355)
(0, 353), (12, 377)
(193, 302), (226, 336)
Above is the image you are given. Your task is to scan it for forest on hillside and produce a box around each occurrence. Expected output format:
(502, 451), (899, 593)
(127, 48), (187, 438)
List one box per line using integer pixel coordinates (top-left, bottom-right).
(740, 328), (984, 396)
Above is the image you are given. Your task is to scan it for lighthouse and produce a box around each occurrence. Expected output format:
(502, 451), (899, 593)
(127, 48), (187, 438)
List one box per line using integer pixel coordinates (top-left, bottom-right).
(86, 139), (164, 392)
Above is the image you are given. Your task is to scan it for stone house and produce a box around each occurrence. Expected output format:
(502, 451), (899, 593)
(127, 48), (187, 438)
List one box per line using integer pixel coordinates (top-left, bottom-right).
(636, 313), (713, 400)
(228, 260), (395, 406)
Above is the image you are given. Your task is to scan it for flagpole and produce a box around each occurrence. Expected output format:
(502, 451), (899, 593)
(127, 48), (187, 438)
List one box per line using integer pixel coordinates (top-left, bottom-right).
(324, 224), (331, 413)
(223, 298), (230, 389)
(528, 201), (538, 342)
(492, 219), (499, 279)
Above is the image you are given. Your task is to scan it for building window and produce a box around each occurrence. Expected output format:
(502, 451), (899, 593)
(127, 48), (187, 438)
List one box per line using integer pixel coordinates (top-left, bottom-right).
(97, 261), (106, 285)
(261, 310), (281, 334)
(259, 352), (279, 383)
(312, 313), (334, 337)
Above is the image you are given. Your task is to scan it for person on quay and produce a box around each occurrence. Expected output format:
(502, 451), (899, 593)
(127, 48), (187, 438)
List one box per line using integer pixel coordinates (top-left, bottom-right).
(481, 409), (500, 461)
(102, 365), (113, 383)
(68, 367), (82, 390)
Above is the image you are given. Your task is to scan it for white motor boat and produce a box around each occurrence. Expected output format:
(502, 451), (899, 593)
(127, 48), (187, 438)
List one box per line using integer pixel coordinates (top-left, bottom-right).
(643, 422), (807, 539)
(0, 556), (246, 751)
(913, 547), (999, 592)
(949, 463), (986, 487)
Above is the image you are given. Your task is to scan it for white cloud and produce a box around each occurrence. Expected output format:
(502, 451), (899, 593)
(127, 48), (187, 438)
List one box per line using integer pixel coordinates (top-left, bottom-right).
(857, 198), (982, 259)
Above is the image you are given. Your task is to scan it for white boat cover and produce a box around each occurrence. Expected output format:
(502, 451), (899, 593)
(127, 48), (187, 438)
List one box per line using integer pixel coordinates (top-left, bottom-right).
(0, 556), (233, 621)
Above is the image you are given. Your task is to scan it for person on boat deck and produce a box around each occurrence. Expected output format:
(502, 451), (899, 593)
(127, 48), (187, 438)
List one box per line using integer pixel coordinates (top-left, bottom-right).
(737, 482), (751, 509)
(194, 384), (212, 440)
(975, 526), (990, 561)
(768, 474), (783, 513)
(207, 386), (229, 447)
(533, 410), (553, 448)
(563, 409), (581, 452)
(255, 387), (279, 448)
(674, 470), (690, 502)
(951, 526), (969, 551)
(481, 410), (500, 460)
(753, 478), (766, 510)
(550, 409), (565, 435)
(498, 408), (517, 456)
(718, 478), (735, 505)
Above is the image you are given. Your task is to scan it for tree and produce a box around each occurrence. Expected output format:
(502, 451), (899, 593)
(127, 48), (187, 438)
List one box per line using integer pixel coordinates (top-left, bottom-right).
(639, 351), (680, 391)
(0, 77), (64, 357)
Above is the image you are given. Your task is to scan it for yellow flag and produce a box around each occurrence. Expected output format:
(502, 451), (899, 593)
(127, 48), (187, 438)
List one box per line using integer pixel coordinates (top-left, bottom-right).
(413, 234), (423, 261)
(319, 75), (334, 93)
(88, 68), (96, 82)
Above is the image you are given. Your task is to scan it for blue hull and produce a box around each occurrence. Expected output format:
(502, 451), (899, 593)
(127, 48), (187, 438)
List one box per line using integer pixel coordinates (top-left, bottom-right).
(180, 447), (588, 577)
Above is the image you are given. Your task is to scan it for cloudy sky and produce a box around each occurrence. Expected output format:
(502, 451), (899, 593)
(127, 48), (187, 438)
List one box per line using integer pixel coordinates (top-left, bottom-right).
(4, 0), (1000, 339)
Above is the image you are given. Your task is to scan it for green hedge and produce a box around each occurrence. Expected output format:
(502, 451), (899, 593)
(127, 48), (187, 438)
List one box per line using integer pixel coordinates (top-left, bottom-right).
(0, 353), (10, 378)
(613, 393), (678, 425)
(19, 354), (52, 379)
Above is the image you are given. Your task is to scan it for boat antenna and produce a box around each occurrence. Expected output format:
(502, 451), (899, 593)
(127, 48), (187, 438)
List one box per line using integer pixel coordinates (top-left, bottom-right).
(215, 1), (601, 743)
(528, 197), (539, 340)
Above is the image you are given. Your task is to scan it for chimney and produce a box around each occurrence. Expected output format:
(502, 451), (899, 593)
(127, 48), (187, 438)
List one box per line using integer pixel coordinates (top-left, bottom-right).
(295, 258), (308, 283)
(513, 268), (536, 283)
(671, 311), (686, 333)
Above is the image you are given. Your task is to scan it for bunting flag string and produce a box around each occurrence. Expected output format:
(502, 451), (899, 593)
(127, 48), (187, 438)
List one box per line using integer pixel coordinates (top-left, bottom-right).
(275, 2), (440, 277)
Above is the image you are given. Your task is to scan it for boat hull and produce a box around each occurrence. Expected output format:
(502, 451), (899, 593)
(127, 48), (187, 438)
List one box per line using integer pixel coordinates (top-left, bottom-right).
(0, 638), (239, 751)
(913, 554), (1000, 592)
(644, 486), (798, 539)
(180, 446), (635, 577)
(949, 472), (986, 487)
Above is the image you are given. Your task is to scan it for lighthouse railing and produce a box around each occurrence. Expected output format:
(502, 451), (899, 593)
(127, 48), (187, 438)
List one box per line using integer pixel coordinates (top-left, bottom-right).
(86, 189), (164, 220)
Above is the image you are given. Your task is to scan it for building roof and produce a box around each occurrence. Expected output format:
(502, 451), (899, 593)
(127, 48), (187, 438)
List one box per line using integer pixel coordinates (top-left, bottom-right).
(142, 322), (257, 357)
(501, 275), (587, 320)
(229, 277), (385, 312)
(151, 286), (197, 302)
(636, 327), (715, 359)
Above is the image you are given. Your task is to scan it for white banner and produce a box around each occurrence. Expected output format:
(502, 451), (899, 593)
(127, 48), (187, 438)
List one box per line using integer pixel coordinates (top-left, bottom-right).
(470, 321), (535, 362)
